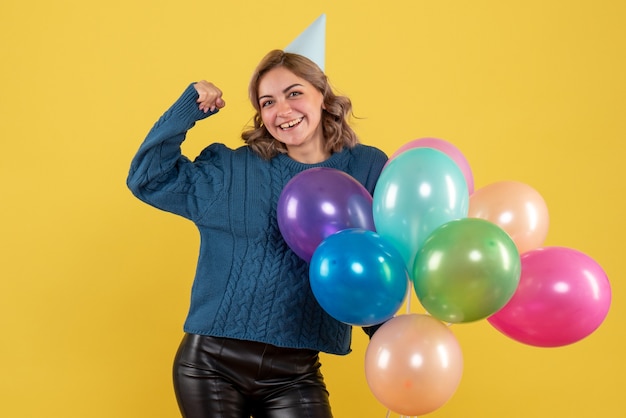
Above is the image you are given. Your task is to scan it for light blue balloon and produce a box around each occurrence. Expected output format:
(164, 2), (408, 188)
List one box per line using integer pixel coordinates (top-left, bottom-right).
(373, 147), (469, 272)
(309, 229), (409, 326)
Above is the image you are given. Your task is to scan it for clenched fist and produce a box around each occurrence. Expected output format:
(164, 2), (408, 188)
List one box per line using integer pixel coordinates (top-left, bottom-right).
(193, 80), (226, 113)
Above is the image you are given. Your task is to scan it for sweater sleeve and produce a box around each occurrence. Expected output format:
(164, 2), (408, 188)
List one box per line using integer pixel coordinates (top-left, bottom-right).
(126, 84), (224, 221)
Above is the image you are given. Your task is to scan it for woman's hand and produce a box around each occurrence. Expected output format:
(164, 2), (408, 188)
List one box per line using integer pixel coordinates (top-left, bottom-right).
(193, 80), (226, 113)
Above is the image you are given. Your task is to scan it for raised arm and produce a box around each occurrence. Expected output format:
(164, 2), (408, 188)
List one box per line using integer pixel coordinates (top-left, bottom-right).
(126, 81), (227, 221)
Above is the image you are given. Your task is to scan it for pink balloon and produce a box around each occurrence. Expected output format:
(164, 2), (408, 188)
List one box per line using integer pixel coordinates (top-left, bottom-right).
(488, 247), (611, 347)
(364, 314), (463, 416)
(386, 138), (474, 194)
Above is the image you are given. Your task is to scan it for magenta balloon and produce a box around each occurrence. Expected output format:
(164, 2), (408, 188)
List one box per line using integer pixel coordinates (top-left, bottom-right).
(387, 138), (474, 194)
(277, 167), (375, 262)
(488, 247), (611, 347)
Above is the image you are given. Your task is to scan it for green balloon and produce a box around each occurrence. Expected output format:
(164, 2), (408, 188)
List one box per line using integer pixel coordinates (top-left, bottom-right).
(412, 218), (521, 323)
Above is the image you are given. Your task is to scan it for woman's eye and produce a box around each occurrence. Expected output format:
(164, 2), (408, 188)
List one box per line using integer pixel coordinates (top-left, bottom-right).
(261, 100), (273, 108)
(289, 91), (301, 97)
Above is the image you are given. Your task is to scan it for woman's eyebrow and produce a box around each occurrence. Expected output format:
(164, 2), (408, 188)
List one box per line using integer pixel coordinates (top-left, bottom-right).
(259, 84), (304, 102)
(283, 83), (303, 93)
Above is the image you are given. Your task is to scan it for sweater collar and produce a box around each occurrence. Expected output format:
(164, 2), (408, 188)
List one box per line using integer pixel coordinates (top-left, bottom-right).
(275, 147), (352, 172)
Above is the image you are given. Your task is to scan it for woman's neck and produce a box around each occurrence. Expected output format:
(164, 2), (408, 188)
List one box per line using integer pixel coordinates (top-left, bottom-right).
(286, 141), (330, 164)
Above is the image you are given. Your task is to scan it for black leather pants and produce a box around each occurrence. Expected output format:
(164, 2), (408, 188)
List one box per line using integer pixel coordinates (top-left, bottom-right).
(173, 334), (334, 418)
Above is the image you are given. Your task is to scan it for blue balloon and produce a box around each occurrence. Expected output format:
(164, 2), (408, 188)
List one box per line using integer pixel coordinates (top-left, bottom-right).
(373, 147), (469, 272)
(309, 229), (409, 326)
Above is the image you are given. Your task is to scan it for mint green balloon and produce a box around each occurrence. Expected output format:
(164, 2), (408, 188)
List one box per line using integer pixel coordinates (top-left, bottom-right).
(373, 147), (469, 272)
(412, 218), (521, 323)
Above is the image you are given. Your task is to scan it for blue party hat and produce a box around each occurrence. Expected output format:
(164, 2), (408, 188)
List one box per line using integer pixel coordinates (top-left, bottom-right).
(285, 14), (326, 71)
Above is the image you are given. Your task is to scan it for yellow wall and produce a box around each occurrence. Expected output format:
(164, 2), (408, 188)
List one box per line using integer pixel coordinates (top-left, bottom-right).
(1, 0), (624, 416)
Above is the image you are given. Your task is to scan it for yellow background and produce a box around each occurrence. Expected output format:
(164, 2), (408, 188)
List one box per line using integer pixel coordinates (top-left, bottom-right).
(1, 0), (624, 417)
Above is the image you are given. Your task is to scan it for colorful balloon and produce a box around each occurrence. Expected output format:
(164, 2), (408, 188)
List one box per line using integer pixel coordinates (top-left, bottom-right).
(469, 181), (549, 254)
(277, 167), (375, 262)
(488, 246), (611, 347)
(412, 218), (521, 323)
(365, 314), (463, 416)
(386, 137), (474, 194)
(373, 147), (469, 272)
(309, 229), (408, 326)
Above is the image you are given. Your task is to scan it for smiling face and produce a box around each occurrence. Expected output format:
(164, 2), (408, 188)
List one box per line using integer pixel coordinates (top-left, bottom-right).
(257, 66), (327, 161)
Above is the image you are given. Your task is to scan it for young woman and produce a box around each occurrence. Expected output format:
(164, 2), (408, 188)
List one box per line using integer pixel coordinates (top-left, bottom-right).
(127, 49), (387, 417)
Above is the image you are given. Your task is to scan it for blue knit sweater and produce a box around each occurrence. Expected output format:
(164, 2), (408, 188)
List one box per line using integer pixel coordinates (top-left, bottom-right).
(127, 84), (388, 355)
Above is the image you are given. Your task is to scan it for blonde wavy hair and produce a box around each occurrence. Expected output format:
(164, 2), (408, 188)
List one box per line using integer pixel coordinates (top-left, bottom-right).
(242, 50), (359, 160)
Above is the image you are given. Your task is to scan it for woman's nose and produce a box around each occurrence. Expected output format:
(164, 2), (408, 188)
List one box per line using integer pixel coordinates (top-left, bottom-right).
(277, 101), (292, 117)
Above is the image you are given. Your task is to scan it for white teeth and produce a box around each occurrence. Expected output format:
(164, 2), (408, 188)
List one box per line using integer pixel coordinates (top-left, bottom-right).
(280, 117), (303, 129)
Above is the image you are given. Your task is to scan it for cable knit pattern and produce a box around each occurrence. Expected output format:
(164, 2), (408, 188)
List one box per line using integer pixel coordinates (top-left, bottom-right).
(127, 84), (388, 354)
